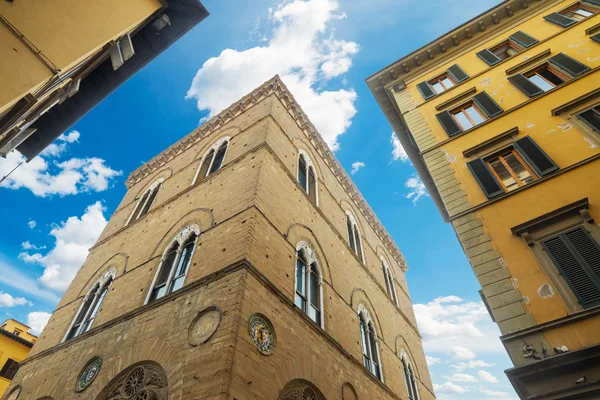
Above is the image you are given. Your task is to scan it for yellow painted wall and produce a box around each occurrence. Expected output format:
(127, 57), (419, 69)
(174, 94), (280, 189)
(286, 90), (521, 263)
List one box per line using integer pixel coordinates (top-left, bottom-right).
(0, 321), (35, 395)
(0, 0), (163, 113)
(401, 0), (600, 353)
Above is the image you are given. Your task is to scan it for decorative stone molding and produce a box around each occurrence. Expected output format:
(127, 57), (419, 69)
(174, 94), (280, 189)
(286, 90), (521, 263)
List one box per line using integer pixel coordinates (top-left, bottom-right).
(357, 303), (373, 327)
(83, 268), (116, 303)
(296, 241), (323, 285)
(125, 76), (407, 267)
(298, 149), (315, 171)
(279, 380), (326, 400)
(188, 306), (221, 346)
(96, 363), (168, 400)
(161, 224), (200, 262)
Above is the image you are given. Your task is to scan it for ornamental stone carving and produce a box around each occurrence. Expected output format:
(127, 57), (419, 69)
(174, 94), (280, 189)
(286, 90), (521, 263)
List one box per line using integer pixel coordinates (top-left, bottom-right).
(76, 357), (102, 392)
(279, 380), (326, 400)
(97, 363), (167, 400)
(188, 306), (221, 346)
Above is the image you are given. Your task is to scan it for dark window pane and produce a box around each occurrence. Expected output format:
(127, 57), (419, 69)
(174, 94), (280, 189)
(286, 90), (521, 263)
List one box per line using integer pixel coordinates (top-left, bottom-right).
(298, 155), (308, 191)
(157, 246), (179, 287)
(135, 191), (150, 220)
(209, 143), (227, 174)
(82, 284), (110, 333)
(296, 252), (306, 295)
(347, 216), (356, 252)
(354, 226), (363, 260)
(308, 167), (317, 203)
(139, 184), (161, 218)
(360, 320), (369, 358)
(309, 267), (319, 307)
(578, 109), (600, 134)
(197, 149), (214, 182)
(0, 359), (18, 380)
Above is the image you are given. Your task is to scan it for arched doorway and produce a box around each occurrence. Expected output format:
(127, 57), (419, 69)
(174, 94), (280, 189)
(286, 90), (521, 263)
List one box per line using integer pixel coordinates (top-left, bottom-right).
(95, 361), (168, 400)
(279, 379), (326, 400)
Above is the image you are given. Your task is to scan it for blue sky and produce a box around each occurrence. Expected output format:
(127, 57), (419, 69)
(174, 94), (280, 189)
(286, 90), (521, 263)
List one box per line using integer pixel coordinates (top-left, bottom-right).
(0, 0), (519, 398)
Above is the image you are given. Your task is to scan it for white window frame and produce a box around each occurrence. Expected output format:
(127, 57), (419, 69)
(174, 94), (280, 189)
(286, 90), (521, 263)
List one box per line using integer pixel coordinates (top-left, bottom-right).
(401, 350), (420, 400)
(381, 256), (399, 306)
(358, 303), (384, 382)
(144, 224), (200, 304)
(125, 178), (164, 226)
(191, 136), (231, 185)
(345, 210), (365, 263)
(62, 267), (116, 342)
(295, 241), (325, 329)
(297, 149), (319, 206)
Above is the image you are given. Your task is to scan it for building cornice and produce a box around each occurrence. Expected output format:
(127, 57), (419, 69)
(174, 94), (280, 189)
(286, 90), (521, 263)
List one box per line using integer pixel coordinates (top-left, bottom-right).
(126, 76), (408, 267)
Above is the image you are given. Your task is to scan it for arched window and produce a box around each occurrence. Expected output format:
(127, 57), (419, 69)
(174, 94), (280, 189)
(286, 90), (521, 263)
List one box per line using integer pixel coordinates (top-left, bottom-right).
(64, 268), (115, 342)
(345, 210), (364, 262)
(193, 137), (230, 184)
(381, 256), (399, 306)
(294, 241), (323, 327)
(95, 361), (168, 400)
(126, 178), (163, 226)
(146, 225), (199, 303)
(297, 150), (318, 204)
(401, 351), (420, 400)
(358, 304), (383, 381)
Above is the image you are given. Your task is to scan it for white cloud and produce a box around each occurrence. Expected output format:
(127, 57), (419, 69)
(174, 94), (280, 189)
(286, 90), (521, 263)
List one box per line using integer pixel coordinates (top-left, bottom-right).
(448, 346), (476, 361)
(405, 175), (428, 205)
(478, 370), (499, 384)
(21, 241), (45, 251)
(0, 132), (121, 197)
(452, 360), (495, 371)
(449, 373), (477, 382)
(0, 260), (60, 303)
(0, 291), (32, 307)
(391, 132), (410, 162)
(28, 220), (36, 229)
(19, 201), (108, 292)
(186, 0), (359, 151)
(434, 381), (467, 394)
(27, 311), (51, 335)
(480, 388), (513, 397)
(426, 355), (441, 366)
(350, 161), (365, 175)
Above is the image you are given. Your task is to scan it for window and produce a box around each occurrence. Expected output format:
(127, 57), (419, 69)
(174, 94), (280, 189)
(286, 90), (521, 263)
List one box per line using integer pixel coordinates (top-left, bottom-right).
(436, 92), (503, 137)
(476, 31), (538, 66)
(545, 3), (598, 27)
(345, 211), (364, 262)
(358, 305), (382, 381)
(525, 64), (568, 92)
(416, 64), (469, 100)
(401, 353), (420, 400)
(64, 269), (115, 342)
(578, 105), (600, 134)
(295, 242), (323, 327)
(146, 225), (199, 303)
(468, 136), (558, 199)
(297, 150), (318, 204)
(0, 358), (19, 380)
(381, 257), (398, 306)
(126, 179), (163, 225)
(429, 73), (455, 94)
(12, 330), (21, 336)
(193, 137), (230, 184)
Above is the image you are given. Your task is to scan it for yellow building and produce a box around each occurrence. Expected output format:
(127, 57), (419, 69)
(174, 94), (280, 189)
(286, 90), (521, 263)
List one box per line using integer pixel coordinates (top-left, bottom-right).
(368, 0), (600, 398)
(0, 320), (36, 395)
(0, 0), (208, 159)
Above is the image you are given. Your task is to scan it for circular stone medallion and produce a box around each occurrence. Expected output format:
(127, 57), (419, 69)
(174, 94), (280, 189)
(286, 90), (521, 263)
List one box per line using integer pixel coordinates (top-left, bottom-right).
(248, 314), (275, 355)
(5, 386), (21, 400)
(76, 357), (102, 392)
(188, 307), (222, 346)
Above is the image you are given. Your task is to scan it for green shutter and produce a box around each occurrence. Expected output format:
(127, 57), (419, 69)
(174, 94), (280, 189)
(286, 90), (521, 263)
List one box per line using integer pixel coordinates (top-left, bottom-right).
(584, 0), (600, 5)
(473, 92), (503, 118)
(467, 159), (504, 199)
(509, 31), (538, 48)
(447, 64), (469, 83)
(477, 49), (501, 66)
(436, 111), (462, 137)
(417, 82), (436, 100)
(513, 136), (558, 176)
(544, 12), (577, 27)
(508, 74), (544, 97)
(591, 33), (600, 43)
(549, 53), (590, 76)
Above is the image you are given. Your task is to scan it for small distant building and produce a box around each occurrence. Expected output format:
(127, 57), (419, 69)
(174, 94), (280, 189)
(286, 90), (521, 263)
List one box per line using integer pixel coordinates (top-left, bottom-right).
(0, 319), (36, 395)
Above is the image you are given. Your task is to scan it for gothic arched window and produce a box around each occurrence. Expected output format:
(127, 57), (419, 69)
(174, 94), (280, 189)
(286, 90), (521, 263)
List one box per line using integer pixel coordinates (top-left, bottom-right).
(126, 178), (163, 226)
(297, 150), (318, 205)
(381, 256), (399, 306)
(358, 304), (383, 381)
(193, 137), (230, 184)
(146, 225), (199, 303)
(64, 268), (115, 342)
(402, 351), (420, 400)
(345, 210), (364, 262)
(295, 242), (324, 327)
(96, 362), (168, 400)
(279, 379), (326, 400)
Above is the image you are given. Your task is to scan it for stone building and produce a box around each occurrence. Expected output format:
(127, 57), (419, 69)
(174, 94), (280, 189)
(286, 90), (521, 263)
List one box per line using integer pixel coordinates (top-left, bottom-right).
(4, 76), (434, 400)
(367, 0), (600, 398)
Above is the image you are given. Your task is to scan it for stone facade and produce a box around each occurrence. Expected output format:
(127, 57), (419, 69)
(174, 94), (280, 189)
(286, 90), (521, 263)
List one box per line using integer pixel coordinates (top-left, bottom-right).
(4, 77), (434, 400)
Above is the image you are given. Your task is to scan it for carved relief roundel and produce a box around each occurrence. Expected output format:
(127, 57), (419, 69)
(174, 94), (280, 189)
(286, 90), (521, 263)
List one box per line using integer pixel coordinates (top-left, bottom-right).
(188, 306), (221, 346)
(76, 357), (103, 392)
(248, 314), (275, 355)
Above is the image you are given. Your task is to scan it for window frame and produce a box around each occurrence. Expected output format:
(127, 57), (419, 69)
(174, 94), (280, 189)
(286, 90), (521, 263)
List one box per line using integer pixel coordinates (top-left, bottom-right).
(484, 147), (538, 192)
(428, 73), (456, 95)
(145, 225), (200, 304)
(297, 150), (319, 205)
(0, 358), (19, 380)
(401, 351), (420, 400)
(126, 178), (164, 226)
(345, 210), (365, 263)
(358, 304), (383, 382)
(192, 136), (231, 185)
(524, 63), (570, 92)
(294, 241), (324, 328)
(490, 39), (523, 61)
(381, 256), (399, 306)
(560, 3), (597, 21)
(450, 102), (487, 131)
(63, 268), (116, 342)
